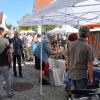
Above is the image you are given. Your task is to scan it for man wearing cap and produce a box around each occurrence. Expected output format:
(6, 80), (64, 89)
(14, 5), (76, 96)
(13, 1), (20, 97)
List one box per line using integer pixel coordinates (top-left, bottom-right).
(0, 27), (14, 98)
(67, 26), (94, 91)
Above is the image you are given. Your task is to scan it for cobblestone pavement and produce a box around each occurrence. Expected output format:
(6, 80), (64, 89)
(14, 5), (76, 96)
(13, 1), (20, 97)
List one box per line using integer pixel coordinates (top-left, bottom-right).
(0, 62), (67, 100)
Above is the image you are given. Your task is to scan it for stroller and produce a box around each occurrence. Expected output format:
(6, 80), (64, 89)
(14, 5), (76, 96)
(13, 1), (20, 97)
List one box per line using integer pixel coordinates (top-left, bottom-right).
(66, 89), (100, 100)
(64, 73), (100, 100)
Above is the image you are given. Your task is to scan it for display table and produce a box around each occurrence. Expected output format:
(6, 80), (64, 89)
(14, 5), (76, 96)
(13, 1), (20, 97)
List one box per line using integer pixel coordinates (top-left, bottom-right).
(48, 58), (66, 86)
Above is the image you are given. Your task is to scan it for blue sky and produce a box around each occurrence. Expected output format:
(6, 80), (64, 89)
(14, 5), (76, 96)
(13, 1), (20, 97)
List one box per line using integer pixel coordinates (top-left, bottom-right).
(0, 0), (34, 26)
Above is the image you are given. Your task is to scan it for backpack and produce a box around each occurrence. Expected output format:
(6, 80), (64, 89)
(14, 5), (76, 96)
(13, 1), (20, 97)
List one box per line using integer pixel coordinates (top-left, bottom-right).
(32, 42), (38, 54)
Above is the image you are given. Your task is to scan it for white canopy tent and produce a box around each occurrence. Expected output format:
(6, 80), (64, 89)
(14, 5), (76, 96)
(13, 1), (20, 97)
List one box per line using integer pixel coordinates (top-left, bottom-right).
(90, 28), (100, 32)
(18, 0), (100, 95)
(64, 25), (78, 33)
(72, 0), (100, 25)
(18, 17), (73, 26)
(47, 25), (78, 34)
(18, 0), (91, 95)
(47, 27), (62, 34)
(48, 29), (66, 34)
(19, 0), (100, 27)
(20, 0), (100, 26)
(18, 0), (87, 26)
(32, 0), (86, 17)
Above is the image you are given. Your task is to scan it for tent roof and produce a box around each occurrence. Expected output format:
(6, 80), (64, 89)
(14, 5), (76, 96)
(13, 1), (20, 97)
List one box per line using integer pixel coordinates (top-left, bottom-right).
(18, 17), (69, 26)
(72, 0), (100, 25)
(90, 27), (100, 32)
(18, 0), (100, 26)
(31, 0), (100, 25)
(47, 27), (63, 33)
(65, 25), (78, 33)
(32, 0), (86, 17)
(18, 0), (86, 26)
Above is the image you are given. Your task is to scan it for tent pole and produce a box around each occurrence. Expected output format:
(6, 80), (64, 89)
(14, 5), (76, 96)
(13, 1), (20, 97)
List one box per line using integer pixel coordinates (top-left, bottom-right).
(64, 8), (67, 35)
(40, 16), (44, 96)
(78, 20), (80, 29)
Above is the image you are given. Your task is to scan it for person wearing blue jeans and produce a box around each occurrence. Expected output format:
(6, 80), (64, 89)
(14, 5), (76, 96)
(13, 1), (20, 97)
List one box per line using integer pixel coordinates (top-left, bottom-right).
(73, 78), (88, 89)
(0, 27), (14, 98)
(0, 66), (12, 96)
(67, 26), (94, 98)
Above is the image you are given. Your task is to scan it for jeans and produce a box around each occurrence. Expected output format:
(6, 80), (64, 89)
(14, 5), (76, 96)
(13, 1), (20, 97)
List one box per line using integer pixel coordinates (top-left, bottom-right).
(13, 54), (22, 77)
(73, 78), (88, 89)
(72, 78), (88, 98)
(0, 66), (12, 94)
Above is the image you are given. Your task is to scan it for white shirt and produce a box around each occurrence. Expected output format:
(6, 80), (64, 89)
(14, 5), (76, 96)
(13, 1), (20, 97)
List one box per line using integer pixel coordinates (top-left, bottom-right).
(26, 35), (33, 47)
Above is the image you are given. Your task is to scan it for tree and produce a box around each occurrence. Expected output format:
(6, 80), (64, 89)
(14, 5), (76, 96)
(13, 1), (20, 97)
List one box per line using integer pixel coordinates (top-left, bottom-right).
(19, 26), (37, 31)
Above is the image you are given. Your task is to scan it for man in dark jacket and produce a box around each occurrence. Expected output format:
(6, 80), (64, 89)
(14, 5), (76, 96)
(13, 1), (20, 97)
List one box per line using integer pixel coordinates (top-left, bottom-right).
(11, 31), (23, 77)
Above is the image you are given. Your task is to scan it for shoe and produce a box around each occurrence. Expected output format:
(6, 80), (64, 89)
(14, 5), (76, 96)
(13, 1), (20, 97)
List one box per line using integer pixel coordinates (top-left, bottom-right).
(14, 74), (17, 77)
(19, 71), (23, 78)
(23, 61), (25, 64)
(19, 74), (23, 78)
(14, 71), (17, 77)
(7, 92), (15, 98)
(42, 79), (50, 85)
(39, 79), (50, 85)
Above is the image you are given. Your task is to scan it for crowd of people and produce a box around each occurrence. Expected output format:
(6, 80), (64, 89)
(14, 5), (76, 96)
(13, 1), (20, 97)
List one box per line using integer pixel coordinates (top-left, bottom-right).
(0, 26), (99, 99)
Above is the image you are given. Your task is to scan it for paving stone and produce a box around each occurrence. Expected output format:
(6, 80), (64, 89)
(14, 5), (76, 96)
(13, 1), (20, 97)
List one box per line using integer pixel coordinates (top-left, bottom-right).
(0, 61), (66, 100)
